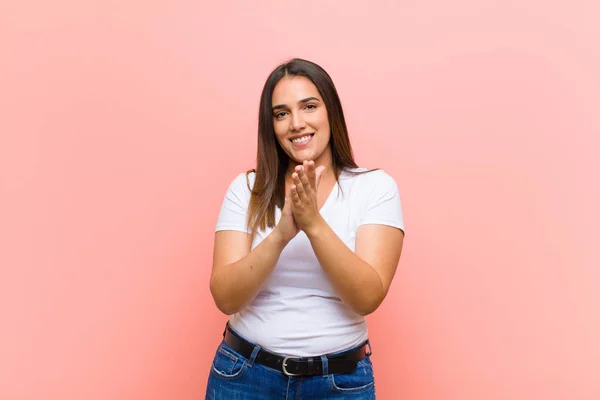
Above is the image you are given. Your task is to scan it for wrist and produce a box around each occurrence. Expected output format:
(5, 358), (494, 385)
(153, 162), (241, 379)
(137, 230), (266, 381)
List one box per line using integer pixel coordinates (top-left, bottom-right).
(269, 228), (290, 249)
(304, 215), (328, 239)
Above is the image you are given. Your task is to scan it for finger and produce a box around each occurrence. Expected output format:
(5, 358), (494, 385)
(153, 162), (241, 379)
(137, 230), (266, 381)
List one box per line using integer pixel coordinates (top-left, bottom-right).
(306, 161), (317, 189)
(298, 168), (313, 195)
(294, 165), (304, 187)
(292, 173), (309, 202)
(290, 185), (302, 207)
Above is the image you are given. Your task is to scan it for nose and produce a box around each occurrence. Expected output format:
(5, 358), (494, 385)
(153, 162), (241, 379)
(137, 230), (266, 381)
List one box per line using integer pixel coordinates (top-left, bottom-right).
(290, 111), (306, 131)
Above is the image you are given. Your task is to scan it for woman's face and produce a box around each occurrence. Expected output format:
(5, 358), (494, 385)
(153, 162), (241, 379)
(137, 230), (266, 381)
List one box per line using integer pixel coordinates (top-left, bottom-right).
(271, 76), (332, 170)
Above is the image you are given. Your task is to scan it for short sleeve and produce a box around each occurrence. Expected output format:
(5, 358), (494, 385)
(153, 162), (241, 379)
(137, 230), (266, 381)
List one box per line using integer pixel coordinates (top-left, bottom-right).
(358, 171), (405, 233)
(215, 173), (253, 234)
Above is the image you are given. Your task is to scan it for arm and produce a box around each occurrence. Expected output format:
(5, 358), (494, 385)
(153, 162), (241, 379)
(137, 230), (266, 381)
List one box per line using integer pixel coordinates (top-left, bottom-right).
(289, 161), (405, 316)
(210, 230), (287, 315)
(210, 173), (299, 315)
(305, 219), (404, 316)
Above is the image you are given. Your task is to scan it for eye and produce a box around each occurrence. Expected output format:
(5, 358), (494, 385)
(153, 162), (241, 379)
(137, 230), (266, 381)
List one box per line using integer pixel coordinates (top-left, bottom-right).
(305, 103), (317, 110)
(274, 111), (288, 119)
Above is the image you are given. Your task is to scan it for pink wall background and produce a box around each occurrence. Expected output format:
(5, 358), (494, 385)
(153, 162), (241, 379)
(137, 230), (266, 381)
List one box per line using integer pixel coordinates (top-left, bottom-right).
(1, 1), (598, 399)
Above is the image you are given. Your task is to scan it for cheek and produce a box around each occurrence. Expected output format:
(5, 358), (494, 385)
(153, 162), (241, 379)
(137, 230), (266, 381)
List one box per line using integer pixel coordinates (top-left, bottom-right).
(273, 124), (286, 142)
(316, 118), (330, 137)
(274, 118), (289, 132)
(276, 136), (287, 148)
(274, 133), (289, 149)
(315, 111), (329, 130)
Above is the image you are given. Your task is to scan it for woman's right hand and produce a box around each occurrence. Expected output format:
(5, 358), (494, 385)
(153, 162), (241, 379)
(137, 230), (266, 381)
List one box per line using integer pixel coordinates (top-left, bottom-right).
(272, 192), (299, 245)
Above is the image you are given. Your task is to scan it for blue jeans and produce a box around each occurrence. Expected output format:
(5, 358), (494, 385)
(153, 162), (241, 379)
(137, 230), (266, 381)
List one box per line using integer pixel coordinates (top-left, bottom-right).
(205, 340), (376, 399)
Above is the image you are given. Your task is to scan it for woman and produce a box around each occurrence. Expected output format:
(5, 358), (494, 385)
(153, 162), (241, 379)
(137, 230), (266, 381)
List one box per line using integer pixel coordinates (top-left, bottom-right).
(206, 58), (405, 399)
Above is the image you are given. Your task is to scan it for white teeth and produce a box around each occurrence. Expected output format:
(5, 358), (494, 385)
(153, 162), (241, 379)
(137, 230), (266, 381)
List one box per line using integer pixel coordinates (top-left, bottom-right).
(292, 135), (311, 144)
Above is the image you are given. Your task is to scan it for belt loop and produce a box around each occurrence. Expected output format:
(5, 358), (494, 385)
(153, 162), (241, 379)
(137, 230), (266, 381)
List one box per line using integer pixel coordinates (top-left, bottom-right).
(222, 322), (228, 338)
(247, 345), (261, 368)
(320, 355), (329, 377)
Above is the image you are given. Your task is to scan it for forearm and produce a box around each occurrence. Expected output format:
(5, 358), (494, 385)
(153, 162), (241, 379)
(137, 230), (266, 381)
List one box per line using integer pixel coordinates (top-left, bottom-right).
(306, 218), (385, 316)
(210, 232), (286, 315)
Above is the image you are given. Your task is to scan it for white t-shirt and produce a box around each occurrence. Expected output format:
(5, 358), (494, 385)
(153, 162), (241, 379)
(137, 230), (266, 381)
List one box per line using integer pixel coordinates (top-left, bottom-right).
(215, 168), (405, 356)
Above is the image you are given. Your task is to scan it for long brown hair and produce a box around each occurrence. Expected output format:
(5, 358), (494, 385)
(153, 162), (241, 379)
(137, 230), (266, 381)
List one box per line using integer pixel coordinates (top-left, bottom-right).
(247, 58), (372, 235)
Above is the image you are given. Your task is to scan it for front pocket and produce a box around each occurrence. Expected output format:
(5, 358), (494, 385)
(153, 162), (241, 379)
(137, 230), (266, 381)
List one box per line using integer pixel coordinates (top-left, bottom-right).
(211, 345), (247, 380)
(328, 357), (375, 393)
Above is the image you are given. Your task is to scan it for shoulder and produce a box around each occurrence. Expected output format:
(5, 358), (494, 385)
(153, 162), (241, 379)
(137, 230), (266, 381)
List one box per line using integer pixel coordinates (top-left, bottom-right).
(349, 168), (405, 231)
(340, 168), (399, 192)
(227, 170), (256, 193)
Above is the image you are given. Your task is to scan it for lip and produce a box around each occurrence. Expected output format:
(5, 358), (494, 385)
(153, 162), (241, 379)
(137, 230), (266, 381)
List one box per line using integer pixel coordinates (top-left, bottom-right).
(289, 133), (314, 141)
(289, 133), (314, 148)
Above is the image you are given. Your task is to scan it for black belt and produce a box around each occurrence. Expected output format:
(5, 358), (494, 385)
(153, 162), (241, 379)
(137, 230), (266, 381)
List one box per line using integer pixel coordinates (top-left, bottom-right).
(223, 324), (371, 377)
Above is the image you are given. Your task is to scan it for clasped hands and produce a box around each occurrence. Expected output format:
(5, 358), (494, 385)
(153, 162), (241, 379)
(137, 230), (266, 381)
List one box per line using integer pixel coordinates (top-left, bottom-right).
(275, 160), (326, 244)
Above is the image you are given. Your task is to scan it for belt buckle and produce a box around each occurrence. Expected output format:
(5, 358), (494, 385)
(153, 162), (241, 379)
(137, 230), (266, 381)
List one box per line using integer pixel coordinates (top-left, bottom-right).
(282, 356), (301, 377)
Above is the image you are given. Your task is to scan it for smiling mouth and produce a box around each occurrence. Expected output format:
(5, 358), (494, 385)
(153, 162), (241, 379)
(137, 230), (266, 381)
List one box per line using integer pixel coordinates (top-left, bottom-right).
(290, 133), (314, 144)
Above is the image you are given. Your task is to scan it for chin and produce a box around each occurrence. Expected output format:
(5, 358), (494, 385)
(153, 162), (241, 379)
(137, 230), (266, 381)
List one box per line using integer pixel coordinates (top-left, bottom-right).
(293, 153), (317, 164)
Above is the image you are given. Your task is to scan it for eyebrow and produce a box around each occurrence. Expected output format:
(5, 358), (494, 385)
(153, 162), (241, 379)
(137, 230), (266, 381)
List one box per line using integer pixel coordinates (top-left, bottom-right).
(272, 97), (321, 111)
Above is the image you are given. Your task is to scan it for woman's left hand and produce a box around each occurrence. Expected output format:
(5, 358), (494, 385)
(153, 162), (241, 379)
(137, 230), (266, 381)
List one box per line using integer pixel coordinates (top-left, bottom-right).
(290, 160), (326, 235)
